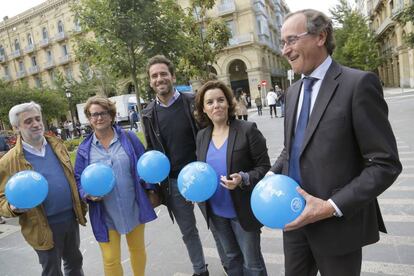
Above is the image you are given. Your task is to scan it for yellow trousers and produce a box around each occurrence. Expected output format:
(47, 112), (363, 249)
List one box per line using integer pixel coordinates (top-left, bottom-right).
(98, 224), (146, 276)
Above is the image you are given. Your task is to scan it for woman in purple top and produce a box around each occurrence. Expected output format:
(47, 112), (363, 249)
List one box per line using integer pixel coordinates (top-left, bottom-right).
(194, 80), (271, 276)
(74, 96), (156, 276)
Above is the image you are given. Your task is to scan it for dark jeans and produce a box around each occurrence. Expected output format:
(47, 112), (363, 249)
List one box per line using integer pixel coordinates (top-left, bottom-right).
(210, 213), (267, 276)
(257, 106), (262, 116)
(269, 104), (277, 117)
(35, 218), (83, 276)
(169, 179), (207, 274)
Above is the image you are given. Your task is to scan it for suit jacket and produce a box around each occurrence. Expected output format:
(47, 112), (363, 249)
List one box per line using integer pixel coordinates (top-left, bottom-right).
(270, 61), (402, 256)
(196, 119), (271, 231)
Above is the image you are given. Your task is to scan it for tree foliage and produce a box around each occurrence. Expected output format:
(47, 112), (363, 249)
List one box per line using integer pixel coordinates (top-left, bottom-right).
(73, 0), (191, 128)
(330, 0), (381, 71)
(177, 1), (231, 83)
(0, 81), (67, 128)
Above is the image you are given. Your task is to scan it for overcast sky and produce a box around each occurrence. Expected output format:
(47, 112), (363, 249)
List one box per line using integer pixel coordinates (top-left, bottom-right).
(0, 0), (341, 22)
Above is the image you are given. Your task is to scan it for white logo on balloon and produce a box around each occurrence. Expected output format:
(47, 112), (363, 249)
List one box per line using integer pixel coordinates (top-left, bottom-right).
(291, 197), (303, 212)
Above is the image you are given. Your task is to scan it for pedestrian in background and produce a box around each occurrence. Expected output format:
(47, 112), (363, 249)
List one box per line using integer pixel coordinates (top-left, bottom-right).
(267, 9), (401, 275)
(235, 88), (248, 121)
(194, 80), (270, 276)
(266, 88), (278, 118)
(254, 96), (263, 116)
(0, 102), (87, 276)
(74, 95), (157, 276)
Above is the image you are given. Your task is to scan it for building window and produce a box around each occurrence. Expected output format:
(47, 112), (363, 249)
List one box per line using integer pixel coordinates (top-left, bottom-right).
(42, 27), (48, 39)
(14, 39), (20, 51)
(35, 76), (42, 88)
(0, 45), (4, 56)
(31, 56), (37, 66)
(18, 60), (24, 72)
(64, 66), (73, 80)
(62, 44), (68, 56)
(27, 33), (33, 45)
(49, 69), (55, 82)
(47, 50), (53, 62)
(4, 65), (10, 76)
(57, 20), (64, 33)
(226, 20), (235, 38)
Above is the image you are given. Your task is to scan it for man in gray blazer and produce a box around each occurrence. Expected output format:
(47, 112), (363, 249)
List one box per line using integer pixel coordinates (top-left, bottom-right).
(267, 9), (402, 276)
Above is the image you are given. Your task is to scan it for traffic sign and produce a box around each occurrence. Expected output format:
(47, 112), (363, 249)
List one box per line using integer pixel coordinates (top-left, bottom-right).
(261, 80), (267, 86)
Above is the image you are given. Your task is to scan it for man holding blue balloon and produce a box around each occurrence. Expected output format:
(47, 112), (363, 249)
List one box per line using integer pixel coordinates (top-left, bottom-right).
(267, 9), (402, 276)
(142, 55), (221, 276)
(0, 102), (87, 276)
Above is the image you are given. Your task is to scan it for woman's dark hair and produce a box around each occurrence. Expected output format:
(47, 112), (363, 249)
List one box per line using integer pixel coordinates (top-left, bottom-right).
(194, 80), (236, 127)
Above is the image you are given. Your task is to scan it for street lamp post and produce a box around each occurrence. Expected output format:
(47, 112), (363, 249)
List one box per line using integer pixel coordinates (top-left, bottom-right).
(65, 89), (75, 125)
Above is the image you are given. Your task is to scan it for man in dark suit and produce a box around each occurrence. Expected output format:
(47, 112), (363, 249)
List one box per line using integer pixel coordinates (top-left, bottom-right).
(267, 9), (402, 276)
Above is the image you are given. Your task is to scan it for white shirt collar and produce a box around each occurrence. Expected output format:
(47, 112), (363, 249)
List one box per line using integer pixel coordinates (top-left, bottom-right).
(302, 55), (332, 81)
(22, 137), (47, 157)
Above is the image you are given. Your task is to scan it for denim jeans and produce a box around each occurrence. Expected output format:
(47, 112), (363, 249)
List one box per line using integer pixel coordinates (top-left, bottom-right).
(35, 218), (84, 276)
(169, 179), (207, 274)
(209, 213), (267, 276)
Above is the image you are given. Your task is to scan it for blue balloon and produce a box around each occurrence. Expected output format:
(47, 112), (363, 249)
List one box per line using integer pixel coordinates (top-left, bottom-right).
(177, 161), (218, 202)
(137, 150), (170, 183)
(81, 163), (115, 197)
(5, 170), (49, 209)
(251, 174), (305, 229)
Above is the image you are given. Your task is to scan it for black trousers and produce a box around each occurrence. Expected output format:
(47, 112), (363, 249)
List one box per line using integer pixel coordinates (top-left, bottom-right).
(35, 218), (84, 276)
(283, 228), (362, 276)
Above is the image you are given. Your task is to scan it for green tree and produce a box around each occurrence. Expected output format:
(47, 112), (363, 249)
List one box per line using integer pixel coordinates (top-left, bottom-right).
(73, 0), (189, 132)
(330, 0), (381, 71)
(177, 1), (231, 83)
(396, 5), (414, 46)
(0, 82), (67, 128)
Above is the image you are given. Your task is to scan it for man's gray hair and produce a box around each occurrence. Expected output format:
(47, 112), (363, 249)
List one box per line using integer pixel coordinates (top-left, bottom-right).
(9, 101), (42, 127)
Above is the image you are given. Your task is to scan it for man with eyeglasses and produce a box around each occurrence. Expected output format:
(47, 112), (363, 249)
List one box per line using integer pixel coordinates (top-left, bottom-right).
(0, 102), (87, 276)
(267, 9), (401, 276)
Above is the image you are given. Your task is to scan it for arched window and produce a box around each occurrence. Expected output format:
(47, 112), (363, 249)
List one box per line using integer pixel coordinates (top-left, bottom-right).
(15, 39), (20, 51)
(57, 20), (64, 33)
(42, 27), (48, 39)
(27, 33), (33, 45)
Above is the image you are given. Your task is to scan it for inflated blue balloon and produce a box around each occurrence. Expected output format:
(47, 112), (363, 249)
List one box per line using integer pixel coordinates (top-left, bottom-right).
(137, 150), (170, 183)
(81, 163), (115, 197)
(177, 161), (218, 202)
(251, 174), (305, 229)
(5, 170), (49, 209)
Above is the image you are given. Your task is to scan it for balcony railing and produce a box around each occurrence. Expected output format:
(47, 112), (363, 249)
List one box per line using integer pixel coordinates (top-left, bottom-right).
(28, 65), (40, 75)
(39, 38), (50, 48)
(2, 75), (11, 82)
(73, 25), (82, 33)
(0, 54), (6, 63)
(17, 70), (26, 79)
(228, 33), (253, 46)
(391, 4), (405, 18)
(376, 17), (395, 37)
(54, 32), (67, 42)
(44, 60), (55, 69)
(59, 54), (71, 65)
(10, 49), (21, 59)
(217, 0), (236, 15)
(24, 44), (35, 54)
